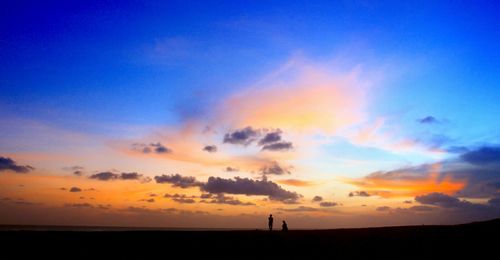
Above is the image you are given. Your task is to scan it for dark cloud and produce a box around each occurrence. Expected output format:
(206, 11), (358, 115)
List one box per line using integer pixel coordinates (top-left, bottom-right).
(1, 198), (41, 206)
(164, 193), (197, 204)
(408, 192), (500, 221)
(260, 161), (291, 175)
(261, 141), (293, 152)
(89, 171), (118, 181)
(63, 166), (84, 171)
(355, 145), (500, 199)
(62, 166), (85, 176)
(418, 116), (439, 124)
(258, 130), (282, 146)
(488, 197), (500, 206)
(63, 203), (110, 210)
(154, 174), (203, 188)
(319, 202), (337, 207)
(139, 198), (155, 203)
(225, 167), (239, 172)
(89, 171), (150, 182)
(415, 193), (465, 208)
(460, 146), (500, 165)
(0, 157), (34, 173)
(403, 200), (413, 204)
(223, 127), (295, 152)
(201, 193), (255, 206)
(200, 193), (213, 199)
(69, 187), (82, 192)
(409, 205), (435, 211)
(349, 191), (370, 197)
(201, 176), (301, 202)
(132, 142), (172, 154)
(150, 142), (171, 154)
(202, 145), (217, 153)
(223, 127), (260, 146)
(312, 196), (323, 202)
(164, 193), (197, 199)
(120, 172), (142, 180)
(131, 143), (152, 154)
(64, 203), (93, 208)
(277, 206), (319, 212)
(172, 198), (196, 204)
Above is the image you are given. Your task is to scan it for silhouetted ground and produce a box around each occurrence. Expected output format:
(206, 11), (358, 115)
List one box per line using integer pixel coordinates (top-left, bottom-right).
(1, 218), (498, 258)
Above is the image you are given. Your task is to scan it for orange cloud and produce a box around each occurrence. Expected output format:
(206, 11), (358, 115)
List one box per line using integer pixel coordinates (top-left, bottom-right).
(277, 179), (316, 187)
(346, 164), (466, 198)
(215, 62), (368, 133)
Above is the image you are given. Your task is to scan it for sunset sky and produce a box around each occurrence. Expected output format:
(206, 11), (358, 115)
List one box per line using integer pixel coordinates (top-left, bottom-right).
(1, 1), (500, 228)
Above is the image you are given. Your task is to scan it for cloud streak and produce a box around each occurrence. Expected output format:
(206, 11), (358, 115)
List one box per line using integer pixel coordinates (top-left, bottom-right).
(0, 157), (34, 173)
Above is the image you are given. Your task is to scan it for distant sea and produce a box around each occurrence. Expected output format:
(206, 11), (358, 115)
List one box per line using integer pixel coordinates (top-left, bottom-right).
(0, 225), (255, 232)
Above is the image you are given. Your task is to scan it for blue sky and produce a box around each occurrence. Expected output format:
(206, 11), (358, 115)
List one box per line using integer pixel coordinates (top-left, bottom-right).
(2, 1), (499, 132)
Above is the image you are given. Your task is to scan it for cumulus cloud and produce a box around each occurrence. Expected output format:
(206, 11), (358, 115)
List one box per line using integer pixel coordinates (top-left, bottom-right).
(225, 167), (239, 172)
(223, 127), (260, 146)
(69, 187), (82, 192)
(201, 176), (301, 203)
(120, 172), (143, 180)
(164, 193), (197, 199)
(222, 127), (294, 152)
(349, 191), (371, 197)
(260, 161), (291, 175)
(155, 174), (203, 188)
(261, 141), (293, 151)
(89, 171), (150, 182)
(201, 193), (255, 206)
(132, 142), (172, 154)
(150, 142), (171, 153)
(89, 171), (118, 181)
(0, 157), (34, 173)
(312, 196), (323, 202)
(163, 193), (197, 204)
(319, 202), (337, 207)
(172, 198), (196, 204)
(202, 145), (217, 153)
(258, 130), (282, 145)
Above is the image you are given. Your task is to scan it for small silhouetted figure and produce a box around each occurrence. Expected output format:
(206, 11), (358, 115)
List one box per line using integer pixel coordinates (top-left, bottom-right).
(268, 214), (274, 231)
(282, 221), (288, 232)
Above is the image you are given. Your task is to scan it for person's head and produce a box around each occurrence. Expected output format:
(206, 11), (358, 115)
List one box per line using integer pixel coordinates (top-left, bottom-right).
(270, 214), (272, 217)
(283, 221), (286, 223)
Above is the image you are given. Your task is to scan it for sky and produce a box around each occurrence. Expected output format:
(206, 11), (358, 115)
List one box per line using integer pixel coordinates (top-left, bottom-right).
(1, 0), (500, 229)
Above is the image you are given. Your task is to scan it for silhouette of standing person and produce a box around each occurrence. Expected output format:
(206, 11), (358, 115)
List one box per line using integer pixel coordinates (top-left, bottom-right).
(268, 214), (273, 231)
(282, 220), (288, 232)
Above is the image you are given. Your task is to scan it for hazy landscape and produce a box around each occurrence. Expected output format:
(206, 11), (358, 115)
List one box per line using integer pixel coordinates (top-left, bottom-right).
(2, 218), (498, 257)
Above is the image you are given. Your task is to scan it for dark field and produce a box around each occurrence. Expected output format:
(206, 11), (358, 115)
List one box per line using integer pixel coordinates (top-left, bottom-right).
(1, 218), (498, 258)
